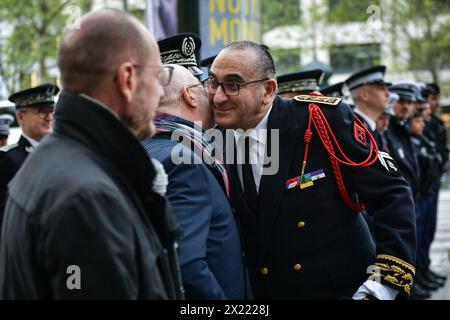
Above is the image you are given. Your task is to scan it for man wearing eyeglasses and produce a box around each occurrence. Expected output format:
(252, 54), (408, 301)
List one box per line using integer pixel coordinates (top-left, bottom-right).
(0, 83), (58, 215)
(207, 41), (416, 300)
(0, 9), (183, 299)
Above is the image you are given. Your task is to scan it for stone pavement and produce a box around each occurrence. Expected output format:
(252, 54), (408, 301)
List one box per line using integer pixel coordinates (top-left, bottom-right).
(429, 188), (450, 300)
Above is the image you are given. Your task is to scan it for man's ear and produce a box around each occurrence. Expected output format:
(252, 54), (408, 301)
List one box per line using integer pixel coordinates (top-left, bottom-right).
(264, 78), (277, 104)
(116, 62), (137, 104)
(360, 87), (370, 102)
(15, 110), (24, 125)
(180, 86), (197, 109)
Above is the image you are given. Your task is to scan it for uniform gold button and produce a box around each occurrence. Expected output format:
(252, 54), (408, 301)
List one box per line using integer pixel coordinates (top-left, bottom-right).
(260, 267), (269, 275)
(297, 221), (306, 228)
(293, 264), (302, 271)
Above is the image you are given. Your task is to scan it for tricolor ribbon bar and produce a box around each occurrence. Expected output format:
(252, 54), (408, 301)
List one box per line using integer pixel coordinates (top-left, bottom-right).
(285, 169), (326, 190)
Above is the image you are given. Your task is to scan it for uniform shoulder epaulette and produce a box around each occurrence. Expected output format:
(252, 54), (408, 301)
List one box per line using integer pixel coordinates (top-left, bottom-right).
(293, 94), (341, 106)
(0, 143), (19, 153)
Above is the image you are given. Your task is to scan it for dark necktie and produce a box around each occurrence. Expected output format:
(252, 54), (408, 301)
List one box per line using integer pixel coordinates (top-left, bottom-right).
(242, 136), (259, 212)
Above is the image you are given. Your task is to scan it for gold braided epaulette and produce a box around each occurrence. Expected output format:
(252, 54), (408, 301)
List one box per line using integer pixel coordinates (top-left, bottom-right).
(293, 94), (342, 106)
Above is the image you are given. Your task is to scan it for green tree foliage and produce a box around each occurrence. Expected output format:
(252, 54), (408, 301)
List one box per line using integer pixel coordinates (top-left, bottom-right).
(270, 48), (301, 74)
(261, 0), (450, 85)
(261, 0), (299, 32)
(0, 0), (92, 94)
(261, 0), (300, 74)
(390, 0), (450, 83)
(327, 0), (379, 23)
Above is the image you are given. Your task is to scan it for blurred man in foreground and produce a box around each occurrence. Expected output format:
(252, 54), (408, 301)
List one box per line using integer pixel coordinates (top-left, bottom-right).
(0, 9), (183, 299)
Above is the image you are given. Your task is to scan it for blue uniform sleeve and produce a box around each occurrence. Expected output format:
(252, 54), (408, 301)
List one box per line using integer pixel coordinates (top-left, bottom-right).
(325, 102), (416, 296)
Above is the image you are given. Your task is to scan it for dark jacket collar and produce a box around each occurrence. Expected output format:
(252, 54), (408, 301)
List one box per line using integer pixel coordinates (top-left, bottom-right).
(267, 96), (295, 135)
(154, 112), (201, 131)
(54, 90), (156, 195)
(18, 135), (33, 149)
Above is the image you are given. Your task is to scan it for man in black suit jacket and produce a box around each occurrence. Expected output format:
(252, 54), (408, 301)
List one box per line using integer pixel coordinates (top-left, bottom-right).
(0, 83), (58, 219)
(205, 41), (416, 300)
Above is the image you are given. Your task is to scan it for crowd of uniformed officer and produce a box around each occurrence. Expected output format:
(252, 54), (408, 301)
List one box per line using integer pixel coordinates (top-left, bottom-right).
(0, 29), (448, 300)
(321, 68), (448, 300)
(276, 65), (449, 300)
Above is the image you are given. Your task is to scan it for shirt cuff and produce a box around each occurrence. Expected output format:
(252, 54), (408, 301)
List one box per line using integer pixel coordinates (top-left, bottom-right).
(353, 280), (399, 300)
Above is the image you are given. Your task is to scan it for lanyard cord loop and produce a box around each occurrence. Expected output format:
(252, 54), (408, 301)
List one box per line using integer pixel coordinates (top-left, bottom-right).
(301, 103), (379, 212)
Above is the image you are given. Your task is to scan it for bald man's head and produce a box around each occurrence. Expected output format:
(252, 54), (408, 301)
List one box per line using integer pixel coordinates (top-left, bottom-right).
(159, 64), (199, 108)
(58, 9), (151, 94)
(158, 64), (213, 129)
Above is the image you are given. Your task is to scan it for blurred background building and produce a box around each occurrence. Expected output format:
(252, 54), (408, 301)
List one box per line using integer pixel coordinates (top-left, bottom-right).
(263, 0), (450, 99)
(1, 0), (449, 143)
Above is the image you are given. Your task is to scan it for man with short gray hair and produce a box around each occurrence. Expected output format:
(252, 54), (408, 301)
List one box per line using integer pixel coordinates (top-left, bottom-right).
(0, 8), (183, 299)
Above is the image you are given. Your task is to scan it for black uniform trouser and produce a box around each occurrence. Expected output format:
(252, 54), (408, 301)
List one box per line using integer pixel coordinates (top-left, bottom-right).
(423, 179), (440, 268)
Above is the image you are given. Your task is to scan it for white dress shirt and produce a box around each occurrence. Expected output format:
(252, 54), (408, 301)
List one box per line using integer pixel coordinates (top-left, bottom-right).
(354, 108), (376, 131)
(233, 104), (398, 300)
(22, 133), (39, 149)
(233, 105), (272, 192)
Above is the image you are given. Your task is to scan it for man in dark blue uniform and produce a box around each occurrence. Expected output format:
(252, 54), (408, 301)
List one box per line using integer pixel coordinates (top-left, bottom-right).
(345, 66), (391, 150)
(422, 83), (449, 285)
(384, 83), (433, 299)
(277, 69), (324, 98)
(0, 83), (59, 219)
(206, 41), (416, 300)
(385, 83), (420, 199)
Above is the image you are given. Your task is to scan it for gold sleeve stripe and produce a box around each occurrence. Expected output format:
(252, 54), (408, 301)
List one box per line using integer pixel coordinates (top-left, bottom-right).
(376, 254), (415, 275)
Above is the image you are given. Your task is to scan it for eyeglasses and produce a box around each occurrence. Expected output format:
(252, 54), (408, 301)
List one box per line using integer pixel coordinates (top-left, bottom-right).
(187, 79), (209, 93)
(20, 106), (54, 119)
(204, 77), (269, 96)
(178, 80), (208, 101)
(132, 64), (174, 86)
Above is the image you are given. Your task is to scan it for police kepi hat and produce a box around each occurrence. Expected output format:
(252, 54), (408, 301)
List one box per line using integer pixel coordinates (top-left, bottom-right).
(8, 83), (60, 109)
(388, 83), (417, 102)
(277, 69), (325, 94)
(199, 54), (217, 69)
(345, 65), (391, 91)
(0, 114), (14, 136)
(426, 83), (440, 95)
(321, 82), (344, 97)
(158, 33), (203, 77)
